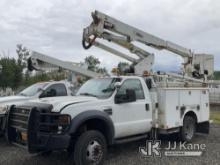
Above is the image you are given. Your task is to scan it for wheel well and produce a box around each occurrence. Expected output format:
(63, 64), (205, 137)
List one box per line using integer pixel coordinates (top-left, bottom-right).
(75, 119), (113, 145)
(184, 111), (198, 123)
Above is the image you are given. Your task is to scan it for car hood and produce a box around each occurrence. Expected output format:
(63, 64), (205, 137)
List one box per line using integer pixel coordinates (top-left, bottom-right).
(32, 96), (98, 112)
(0, 96), (30, 105)
(0, 95), (33, 115)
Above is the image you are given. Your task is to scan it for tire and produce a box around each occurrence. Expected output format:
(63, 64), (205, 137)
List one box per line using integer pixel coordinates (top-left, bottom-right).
(180, 116), (196, 142)
(73, 130), (107, 165)
(0, 118), (4, 137)
(40, 151), (52, 157)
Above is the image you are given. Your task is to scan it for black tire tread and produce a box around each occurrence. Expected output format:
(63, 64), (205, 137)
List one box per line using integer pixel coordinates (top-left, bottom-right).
(73, 130), (107, 165)
(180, 116), (196, 142)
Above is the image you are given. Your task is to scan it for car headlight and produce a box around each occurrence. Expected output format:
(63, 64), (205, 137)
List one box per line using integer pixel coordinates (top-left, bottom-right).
(0, 105), (8, 114)
(58, 115), (71, 125)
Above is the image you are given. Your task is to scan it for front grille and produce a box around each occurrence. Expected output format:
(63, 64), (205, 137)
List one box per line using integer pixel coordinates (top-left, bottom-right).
(8, 106), (69, 135)
(7, 106), (33, 146)
(7, 105), (69, 151)
(9, 107), (31, 132)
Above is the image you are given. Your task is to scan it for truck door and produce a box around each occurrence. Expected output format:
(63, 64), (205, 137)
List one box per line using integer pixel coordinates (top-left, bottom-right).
(112, 79), (152, 138)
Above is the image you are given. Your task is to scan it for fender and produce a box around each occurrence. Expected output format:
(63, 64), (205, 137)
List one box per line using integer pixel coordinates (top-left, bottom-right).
(69, 110), (115, 145)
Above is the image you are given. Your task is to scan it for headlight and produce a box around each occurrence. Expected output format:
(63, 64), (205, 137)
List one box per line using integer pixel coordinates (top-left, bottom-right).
(0, 105), (7, 114)
(39, 113), (71, 134)
(57, 115), (71, 134)
(58, 115), (71, 125)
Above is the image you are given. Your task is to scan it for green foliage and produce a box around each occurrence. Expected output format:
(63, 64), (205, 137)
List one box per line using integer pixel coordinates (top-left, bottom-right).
(85, 56), (100, 71)
(0, 51), (65, 90)
(22, 71), (65, 86)
(0, 57), (23, 89)
(213, 71), (220, 80)
(16, 44), (30, 67)
(0, 52), (108, 90)
(117, 62), (130, 74)
(84, 55), (108, 75)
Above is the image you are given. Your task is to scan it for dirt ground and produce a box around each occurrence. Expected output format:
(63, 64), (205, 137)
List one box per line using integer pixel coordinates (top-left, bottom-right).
(0, 123), (220, 165)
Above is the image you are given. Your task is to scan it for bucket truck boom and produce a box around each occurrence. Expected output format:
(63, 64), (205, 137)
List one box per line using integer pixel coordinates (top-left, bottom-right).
(82, 10), (214, 78)
(27, 50), (103, 78)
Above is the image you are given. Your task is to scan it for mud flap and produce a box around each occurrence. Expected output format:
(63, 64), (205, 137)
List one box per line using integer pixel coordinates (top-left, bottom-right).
(196, 121), (209, 134)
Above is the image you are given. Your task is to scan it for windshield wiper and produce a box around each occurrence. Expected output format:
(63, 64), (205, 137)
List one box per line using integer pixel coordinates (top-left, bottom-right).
(79, 93), (97, 97)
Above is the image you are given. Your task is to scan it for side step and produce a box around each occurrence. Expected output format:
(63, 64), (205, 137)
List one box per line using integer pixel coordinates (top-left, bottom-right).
(115, 134), (148, 144)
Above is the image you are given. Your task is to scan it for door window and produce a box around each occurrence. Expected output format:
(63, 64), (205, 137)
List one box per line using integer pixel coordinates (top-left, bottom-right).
(43, 83), (67, 97)
(117, 79), (145, 99)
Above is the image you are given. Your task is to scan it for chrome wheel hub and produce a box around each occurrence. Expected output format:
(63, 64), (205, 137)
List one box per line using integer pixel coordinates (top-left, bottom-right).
(86, 140), (103, 163)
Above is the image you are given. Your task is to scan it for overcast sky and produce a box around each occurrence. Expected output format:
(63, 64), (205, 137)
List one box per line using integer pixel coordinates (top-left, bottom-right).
(0, 0), (219, 71)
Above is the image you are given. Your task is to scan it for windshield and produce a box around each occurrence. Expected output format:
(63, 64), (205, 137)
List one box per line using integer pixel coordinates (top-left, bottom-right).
(77, 78), (120, 98)
(18, 83), (49, 97)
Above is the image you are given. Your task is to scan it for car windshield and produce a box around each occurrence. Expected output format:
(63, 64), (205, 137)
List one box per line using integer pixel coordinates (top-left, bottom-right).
(18, 83), (49, 97)
(77, 78), (120, 98)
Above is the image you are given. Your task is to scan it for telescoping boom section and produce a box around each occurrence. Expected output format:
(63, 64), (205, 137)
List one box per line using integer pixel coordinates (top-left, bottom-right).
(27, 50), (103, 78)
(82, 10), (214, 79)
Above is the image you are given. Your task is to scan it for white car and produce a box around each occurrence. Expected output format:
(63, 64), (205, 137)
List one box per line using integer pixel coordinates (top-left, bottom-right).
(0, 80), (74, 135)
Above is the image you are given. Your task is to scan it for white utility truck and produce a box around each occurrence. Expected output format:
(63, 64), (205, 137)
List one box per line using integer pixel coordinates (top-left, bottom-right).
(5, 11), (213, 165)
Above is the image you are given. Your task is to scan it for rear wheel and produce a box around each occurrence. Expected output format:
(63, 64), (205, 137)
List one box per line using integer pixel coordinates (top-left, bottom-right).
(180, 116), (196, 142)
(73, 130), (107, 165)
(40, 151), (52, 157)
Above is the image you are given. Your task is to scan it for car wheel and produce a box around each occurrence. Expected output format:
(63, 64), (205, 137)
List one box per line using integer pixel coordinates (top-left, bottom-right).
(180, 116), (196, 142)
(73, 130), (107, 165)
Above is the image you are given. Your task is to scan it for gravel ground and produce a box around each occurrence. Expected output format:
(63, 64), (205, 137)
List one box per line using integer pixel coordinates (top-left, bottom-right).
(0, 124), (220, 165)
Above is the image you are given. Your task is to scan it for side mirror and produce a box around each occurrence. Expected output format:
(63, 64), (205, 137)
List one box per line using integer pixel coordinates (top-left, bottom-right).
(38, 87), (44, 92)
(114, 82), (122, 89)
(40, 89), (57, 98)
(47, 89), (57, 97)
(115, 89), (136, 104)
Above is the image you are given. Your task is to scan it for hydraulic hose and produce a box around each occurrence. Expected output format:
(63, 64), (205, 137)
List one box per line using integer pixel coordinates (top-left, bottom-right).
(82, 35), (97, 50)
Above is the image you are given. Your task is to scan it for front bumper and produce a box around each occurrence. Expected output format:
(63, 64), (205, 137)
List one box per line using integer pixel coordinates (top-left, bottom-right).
(6, 104), (71, 153)
(28, 133), (71, 153)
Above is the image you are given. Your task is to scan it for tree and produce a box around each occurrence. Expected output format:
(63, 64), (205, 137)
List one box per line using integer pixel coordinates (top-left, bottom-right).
(117, 62), (130, 74)
(84, 55), (108, 75)
(0, 57), (23, 89)
(213, 71), (220, 80)
(16, 44), (30, 67)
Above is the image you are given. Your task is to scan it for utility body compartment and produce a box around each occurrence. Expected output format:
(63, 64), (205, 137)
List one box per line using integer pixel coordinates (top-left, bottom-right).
(156, 87), (209, 130)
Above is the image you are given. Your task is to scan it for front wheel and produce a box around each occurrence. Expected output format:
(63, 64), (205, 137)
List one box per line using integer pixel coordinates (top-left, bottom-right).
(180, 116), (196, 142)
(73, 130), (107, 165)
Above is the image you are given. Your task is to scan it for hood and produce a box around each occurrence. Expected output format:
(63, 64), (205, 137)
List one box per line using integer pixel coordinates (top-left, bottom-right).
(0, 95), (33, 115)
(31, 96), (98, 112)
(0, 95), (29, 105)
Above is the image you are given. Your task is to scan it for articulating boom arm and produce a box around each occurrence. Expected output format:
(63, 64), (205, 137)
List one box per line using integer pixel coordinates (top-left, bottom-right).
(83, 10), (214, 78)
(27, 50), (103, 78)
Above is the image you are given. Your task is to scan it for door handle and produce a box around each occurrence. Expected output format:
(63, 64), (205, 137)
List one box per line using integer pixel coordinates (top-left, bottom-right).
(103, 108), (112, 115)
(145, 104), (149, 111)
